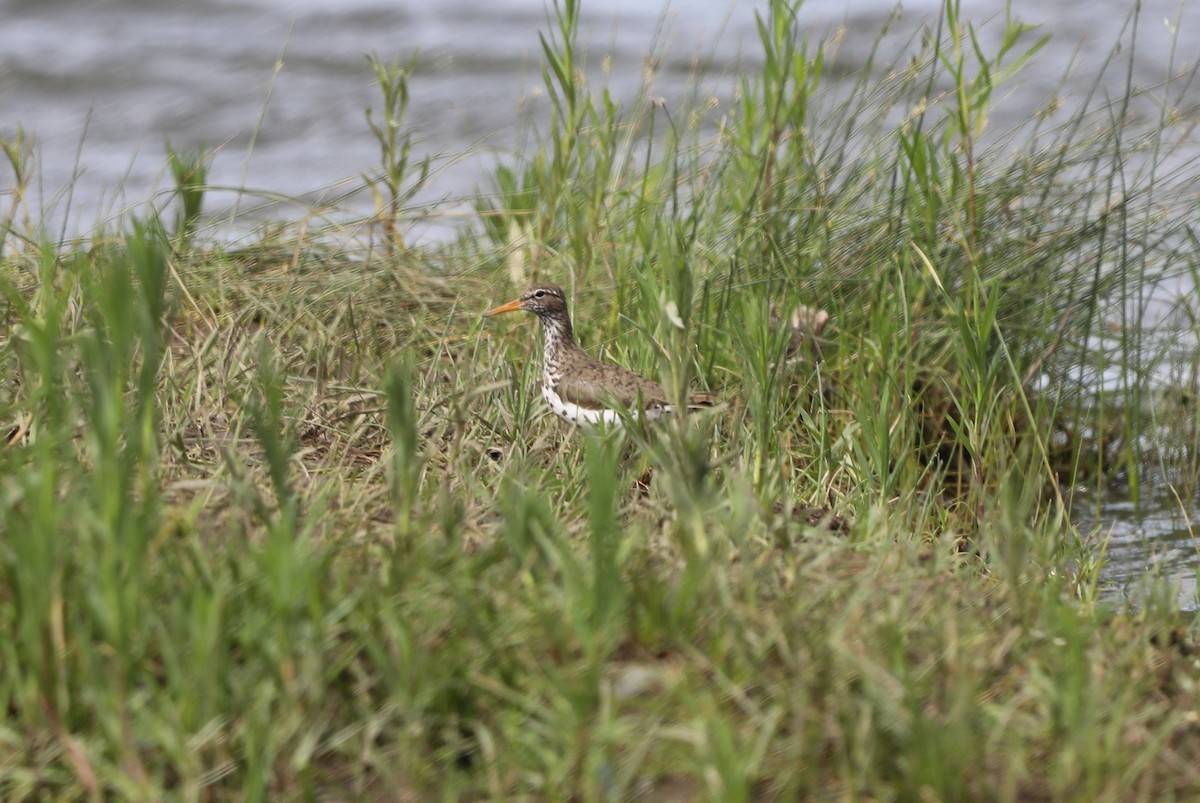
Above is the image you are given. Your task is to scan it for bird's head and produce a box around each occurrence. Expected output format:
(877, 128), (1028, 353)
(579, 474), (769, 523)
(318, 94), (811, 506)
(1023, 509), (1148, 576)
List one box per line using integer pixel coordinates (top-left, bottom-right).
(484, 283), (568, 320)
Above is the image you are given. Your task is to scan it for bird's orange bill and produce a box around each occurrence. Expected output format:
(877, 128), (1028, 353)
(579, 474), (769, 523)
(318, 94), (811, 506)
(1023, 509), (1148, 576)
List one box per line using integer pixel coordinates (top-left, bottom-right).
(484, 298), (524, 318)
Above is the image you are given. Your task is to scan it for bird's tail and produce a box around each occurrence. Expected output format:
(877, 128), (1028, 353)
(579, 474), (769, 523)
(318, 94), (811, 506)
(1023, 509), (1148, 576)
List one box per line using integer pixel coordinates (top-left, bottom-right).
(685, 391), (719, 410)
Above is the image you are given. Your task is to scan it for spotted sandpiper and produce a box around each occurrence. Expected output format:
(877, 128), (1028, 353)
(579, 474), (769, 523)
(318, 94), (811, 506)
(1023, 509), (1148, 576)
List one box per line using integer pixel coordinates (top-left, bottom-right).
(485, 283), (717, 429)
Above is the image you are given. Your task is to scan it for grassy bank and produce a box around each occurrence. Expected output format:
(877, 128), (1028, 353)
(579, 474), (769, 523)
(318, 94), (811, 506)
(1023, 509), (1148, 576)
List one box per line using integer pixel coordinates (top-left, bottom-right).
(2, 0), (1199, 799)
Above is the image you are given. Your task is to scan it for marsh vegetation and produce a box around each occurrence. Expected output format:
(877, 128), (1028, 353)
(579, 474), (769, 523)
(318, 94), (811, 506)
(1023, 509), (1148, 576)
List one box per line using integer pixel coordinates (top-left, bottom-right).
(1, 0), (1198, 799)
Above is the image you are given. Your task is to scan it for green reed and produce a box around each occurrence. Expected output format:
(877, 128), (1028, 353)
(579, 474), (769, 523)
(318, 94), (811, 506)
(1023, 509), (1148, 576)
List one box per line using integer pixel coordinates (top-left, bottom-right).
(0, 0), (1196, 798)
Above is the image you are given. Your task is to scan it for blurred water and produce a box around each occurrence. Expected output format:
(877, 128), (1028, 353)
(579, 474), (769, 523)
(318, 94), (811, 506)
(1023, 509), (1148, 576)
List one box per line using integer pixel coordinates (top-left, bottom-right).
(2, 0), (1196, 231)
(2, 0), (1198, 601)
(1077, 480), (1199, 612)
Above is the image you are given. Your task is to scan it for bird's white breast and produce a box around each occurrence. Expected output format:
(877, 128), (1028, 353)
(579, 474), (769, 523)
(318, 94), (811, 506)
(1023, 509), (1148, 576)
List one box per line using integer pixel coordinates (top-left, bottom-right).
(541, 382), (669, 430)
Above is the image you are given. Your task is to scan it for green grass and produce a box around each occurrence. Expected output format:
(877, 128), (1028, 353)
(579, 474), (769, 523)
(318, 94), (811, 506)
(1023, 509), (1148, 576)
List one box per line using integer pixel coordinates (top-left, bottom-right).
(1, 0), (1199, 799)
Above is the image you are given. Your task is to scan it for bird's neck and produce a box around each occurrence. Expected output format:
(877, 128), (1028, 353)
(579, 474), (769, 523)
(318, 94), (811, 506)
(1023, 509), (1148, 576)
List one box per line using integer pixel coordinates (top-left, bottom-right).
(539, 312), (576, 380)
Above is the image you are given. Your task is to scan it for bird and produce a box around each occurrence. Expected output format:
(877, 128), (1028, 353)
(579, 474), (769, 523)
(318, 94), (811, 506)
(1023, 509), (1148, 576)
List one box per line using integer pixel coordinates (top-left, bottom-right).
(484, 282), (717, 429)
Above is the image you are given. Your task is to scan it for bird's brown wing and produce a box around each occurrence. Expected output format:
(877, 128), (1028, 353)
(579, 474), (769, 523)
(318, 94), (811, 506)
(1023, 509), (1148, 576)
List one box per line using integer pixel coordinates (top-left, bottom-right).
(554, 362), (672, 411)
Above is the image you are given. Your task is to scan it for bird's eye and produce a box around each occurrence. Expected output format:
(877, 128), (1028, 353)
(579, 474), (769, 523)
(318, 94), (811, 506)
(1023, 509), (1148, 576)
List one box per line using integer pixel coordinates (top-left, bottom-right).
(534, 290), (545, 298)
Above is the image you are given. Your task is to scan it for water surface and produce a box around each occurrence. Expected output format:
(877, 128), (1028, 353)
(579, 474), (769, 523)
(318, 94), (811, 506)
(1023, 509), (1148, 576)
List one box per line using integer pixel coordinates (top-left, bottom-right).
(4, 0), (1195, 229)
